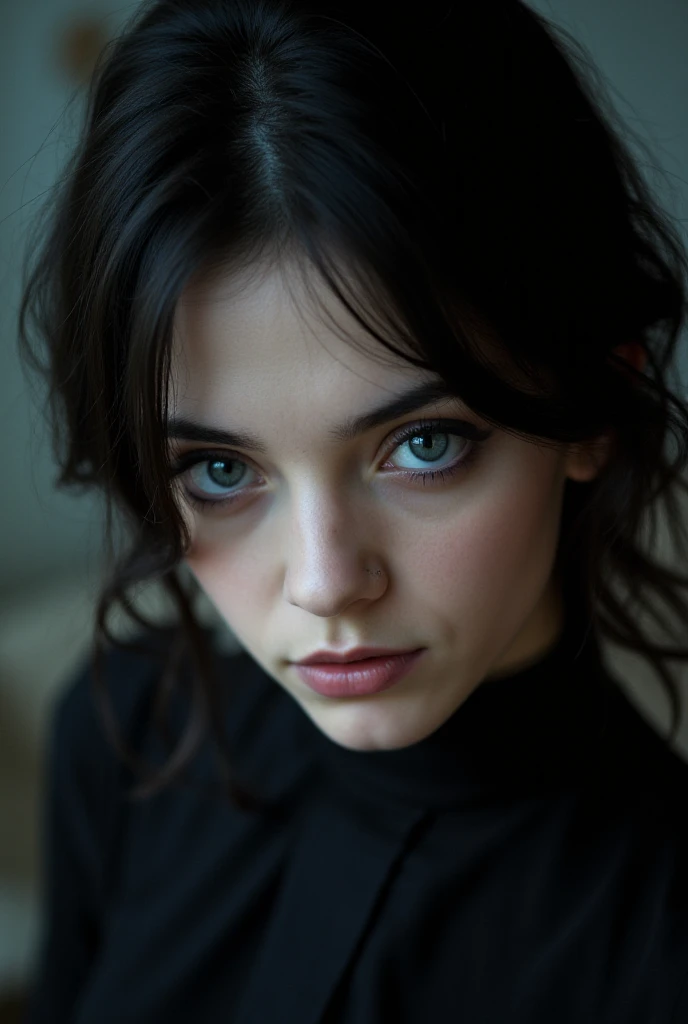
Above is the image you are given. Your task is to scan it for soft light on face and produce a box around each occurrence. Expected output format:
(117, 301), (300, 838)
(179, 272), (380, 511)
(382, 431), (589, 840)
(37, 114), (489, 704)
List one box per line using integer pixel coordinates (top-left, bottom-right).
(169, 257), (605, 752)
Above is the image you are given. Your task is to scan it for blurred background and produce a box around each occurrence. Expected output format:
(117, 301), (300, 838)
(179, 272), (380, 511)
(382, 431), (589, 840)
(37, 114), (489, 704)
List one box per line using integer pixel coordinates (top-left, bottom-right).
(0, 0), (687, 1019)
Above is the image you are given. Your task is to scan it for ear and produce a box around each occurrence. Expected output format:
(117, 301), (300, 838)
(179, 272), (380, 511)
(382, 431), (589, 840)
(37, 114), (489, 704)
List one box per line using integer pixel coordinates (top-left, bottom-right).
(566, 342), (647, 482)
(564, 432), (616, 483)
(606, 341), (648, 380)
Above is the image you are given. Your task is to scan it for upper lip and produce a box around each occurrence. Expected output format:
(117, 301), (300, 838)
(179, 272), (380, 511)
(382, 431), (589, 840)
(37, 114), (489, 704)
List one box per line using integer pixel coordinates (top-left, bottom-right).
(293, 646), (421, 665)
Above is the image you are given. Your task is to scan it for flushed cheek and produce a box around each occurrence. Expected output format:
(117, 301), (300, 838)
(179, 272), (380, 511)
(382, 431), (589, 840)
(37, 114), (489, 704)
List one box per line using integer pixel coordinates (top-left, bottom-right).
(422, 478), (563, 641)
(185, 542), (265, 632)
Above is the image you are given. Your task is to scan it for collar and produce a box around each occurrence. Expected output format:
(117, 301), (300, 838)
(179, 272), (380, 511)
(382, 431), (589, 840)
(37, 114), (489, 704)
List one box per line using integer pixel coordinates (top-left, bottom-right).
(310, 594), (615, 812)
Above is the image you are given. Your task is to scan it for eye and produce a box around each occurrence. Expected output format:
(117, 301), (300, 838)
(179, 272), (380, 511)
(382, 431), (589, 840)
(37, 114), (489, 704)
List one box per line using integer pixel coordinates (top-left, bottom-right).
(169, 417), (493, 513)
(382, 418), (492, 486)
(170, 452), (258, 511)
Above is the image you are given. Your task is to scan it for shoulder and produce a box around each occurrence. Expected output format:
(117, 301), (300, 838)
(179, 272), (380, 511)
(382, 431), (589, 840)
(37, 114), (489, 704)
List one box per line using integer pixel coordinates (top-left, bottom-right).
(595, 678), (688, 857)
(50, 628), (317, 804)
(50, 629), (173, 765)
(603, 677), (688, 816)
(598, 680), (688, 941)
(50, 627), (271, 760)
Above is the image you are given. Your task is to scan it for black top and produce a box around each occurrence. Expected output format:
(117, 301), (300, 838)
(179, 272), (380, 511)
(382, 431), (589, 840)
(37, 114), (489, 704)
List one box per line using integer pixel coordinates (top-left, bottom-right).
(25, 599), (688, 1023)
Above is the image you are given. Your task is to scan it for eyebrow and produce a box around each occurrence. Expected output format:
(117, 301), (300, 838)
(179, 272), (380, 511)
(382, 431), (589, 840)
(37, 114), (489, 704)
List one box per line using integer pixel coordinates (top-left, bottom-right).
(166, 380), (464, 453)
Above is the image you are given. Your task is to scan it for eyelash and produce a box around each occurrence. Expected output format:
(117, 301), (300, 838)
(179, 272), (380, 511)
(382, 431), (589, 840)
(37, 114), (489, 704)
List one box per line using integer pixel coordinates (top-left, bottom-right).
(170, 417), (492, 513)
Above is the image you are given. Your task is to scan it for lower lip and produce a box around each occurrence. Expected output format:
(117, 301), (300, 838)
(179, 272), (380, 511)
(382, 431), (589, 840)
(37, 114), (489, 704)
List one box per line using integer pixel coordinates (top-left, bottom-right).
(292, 650), (425, 697)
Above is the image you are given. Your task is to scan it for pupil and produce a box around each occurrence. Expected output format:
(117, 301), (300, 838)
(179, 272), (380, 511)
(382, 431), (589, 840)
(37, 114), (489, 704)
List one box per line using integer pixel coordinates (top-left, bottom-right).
(410, 434), (447, 458)
(208, 459), (236, 486)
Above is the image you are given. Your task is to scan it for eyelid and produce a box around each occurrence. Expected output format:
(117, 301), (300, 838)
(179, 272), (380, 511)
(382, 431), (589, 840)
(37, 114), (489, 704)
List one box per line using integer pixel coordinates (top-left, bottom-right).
(169, 415), (493, 507)
(168, 417), (492, 478)
(385, 416), (492, 449)
(168, 447), (260, 485)
(169, 415), (489, 464)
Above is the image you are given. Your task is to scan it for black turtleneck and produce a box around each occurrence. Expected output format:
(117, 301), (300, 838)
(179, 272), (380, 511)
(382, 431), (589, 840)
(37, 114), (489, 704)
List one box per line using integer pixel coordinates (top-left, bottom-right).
(314, 592), (614, 812)
(25, 598), (688, 1023)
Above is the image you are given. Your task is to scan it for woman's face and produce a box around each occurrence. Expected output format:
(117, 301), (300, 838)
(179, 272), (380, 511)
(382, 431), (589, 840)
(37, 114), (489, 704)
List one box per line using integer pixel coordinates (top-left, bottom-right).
(170, 259), (606, 751)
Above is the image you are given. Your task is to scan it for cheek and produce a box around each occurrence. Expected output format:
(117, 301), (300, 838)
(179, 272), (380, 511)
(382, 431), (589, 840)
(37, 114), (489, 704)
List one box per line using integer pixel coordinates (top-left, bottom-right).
(185, 538), (261, 633)
(417, 463), (565, 626)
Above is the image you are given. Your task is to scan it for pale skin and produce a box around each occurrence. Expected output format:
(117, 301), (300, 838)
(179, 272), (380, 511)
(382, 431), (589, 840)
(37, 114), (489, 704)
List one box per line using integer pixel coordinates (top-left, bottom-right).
(169, 256), (618, 753)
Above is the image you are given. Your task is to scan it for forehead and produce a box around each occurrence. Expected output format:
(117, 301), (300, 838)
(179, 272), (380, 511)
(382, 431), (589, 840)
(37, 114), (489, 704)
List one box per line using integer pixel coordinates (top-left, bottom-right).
(171, 257), (424, 401)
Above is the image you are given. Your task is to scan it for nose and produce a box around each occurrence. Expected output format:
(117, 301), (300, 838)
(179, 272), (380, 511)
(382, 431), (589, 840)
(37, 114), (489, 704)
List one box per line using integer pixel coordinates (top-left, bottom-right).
(282, 492), (386, 617)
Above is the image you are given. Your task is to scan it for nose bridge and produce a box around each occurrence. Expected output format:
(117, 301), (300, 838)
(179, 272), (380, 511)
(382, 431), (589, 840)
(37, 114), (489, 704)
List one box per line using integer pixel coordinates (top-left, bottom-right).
(287, 477), (360, 564)
(282, 478), (381, 614)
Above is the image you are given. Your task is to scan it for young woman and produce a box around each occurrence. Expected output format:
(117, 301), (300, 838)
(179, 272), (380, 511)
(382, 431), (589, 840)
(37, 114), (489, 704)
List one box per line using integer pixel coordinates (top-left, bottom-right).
(18, 1), (688, 1020)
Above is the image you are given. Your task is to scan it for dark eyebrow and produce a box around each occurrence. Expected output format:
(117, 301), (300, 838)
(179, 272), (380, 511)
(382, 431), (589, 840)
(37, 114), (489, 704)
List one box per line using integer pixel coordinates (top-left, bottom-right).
(166, 380), (463, 453)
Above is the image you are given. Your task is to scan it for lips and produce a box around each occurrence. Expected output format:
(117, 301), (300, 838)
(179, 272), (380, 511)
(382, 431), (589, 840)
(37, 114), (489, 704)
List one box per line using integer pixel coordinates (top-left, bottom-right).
(294, 646), (421, 665)
(292, 649), (426, 698)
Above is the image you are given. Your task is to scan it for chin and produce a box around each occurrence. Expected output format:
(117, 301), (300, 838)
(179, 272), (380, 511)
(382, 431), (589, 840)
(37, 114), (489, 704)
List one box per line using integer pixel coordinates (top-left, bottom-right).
(308, 700), (443, 752)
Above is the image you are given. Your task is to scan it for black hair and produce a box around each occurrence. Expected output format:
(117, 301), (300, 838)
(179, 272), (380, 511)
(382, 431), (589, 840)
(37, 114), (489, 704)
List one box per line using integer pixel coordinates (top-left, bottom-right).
(18, 0), (688, 809)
